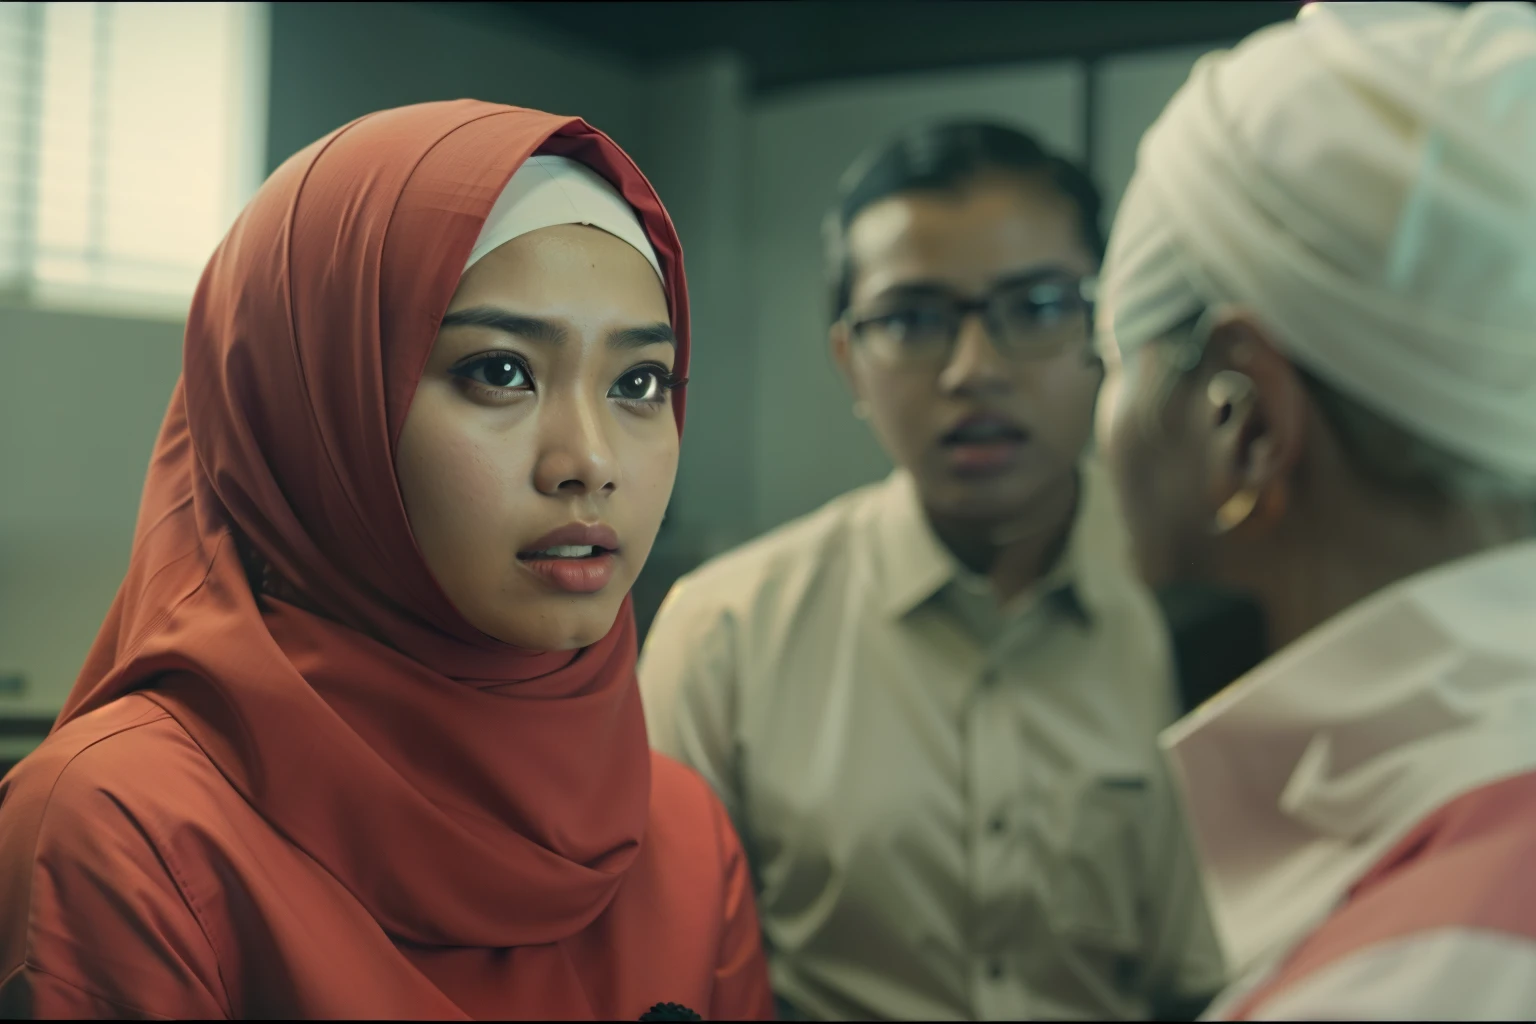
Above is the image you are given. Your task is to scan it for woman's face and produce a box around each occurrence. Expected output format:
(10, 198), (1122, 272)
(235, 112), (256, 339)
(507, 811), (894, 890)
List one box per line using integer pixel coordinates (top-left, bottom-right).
(396, 224), (679, 651)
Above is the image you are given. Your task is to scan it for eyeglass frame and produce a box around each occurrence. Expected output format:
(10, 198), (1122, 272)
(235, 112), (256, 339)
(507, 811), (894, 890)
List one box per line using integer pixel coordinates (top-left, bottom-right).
(840, 272), (1100, 367)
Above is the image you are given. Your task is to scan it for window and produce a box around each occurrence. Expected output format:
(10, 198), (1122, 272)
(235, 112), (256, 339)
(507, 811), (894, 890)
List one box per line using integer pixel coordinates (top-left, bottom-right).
(0, 2), (267, 317)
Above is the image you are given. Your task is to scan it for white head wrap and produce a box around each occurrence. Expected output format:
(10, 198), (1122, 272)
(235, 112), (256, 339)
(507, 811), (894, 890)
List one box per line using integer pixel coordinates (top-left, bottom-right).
(465, 154), (663, 282)
(1099, 1), (1536, 483)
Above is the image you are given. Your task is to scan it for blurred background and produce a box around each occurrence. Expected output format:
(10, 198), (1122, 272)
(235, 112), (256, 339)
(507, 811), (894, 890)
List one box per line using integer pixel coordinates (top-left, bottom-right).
(0, 1), (1302, 754)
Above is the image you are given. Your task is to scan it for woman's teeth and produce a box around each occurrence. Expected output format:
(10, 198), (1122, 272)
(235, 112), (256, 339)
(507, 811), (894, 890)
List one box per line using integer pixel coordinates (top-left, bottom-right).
(528, 545), (598, 559)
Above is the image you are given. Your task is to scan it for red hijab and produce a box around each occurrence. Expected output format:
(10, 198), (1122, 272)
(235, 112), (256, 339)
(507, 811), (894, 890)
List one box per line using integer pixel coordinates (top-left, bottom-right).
(56, 101), (689, 948)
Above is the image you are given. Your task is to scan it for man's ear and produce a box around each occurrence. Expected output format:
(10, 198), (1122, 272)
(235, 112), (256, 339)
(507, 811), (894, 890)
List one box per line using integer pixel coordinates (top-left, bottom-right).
(830, 320), (862, 400)
(1202, 312), (1307, 529)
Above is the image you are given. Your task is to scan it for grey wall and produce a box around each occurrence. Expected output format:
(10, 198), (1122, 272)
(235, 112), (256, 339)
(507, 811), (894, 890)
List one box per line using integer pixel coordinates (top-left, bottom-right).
(0, 306), (182, 714)
(1093, 44), (1218, 224)
(265, 2), (642, 169)
(629, 52), (755, 559)
(2, 8), (1216, 708)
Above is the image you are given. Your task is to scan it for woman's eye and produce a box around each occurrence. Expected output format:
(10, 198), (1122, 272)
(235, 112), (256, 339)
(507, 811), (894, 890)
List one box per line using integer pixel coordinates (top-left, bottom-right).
(454, 354), (530, 391)
(610, 367), (667, 403)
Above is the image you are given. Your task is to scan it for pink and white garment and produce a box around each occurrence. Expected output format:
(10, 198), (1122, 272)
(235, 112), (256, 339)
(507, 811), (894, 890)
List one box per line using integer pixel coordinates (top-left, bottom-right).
(1098, 5), (1536, 1012)
(1216, 773), (1536, 1020)
(1092, 0), (1536, 1013)
(1164, 540), (1536, 1021)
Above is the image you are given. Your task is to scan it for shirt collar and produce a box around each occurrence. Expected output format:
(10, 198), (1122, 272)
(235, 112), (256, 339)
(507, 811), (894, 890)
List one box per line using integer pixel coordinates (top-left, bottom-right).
(871, 458), (1123, 623)
(872, 470), (955, 620)
(1162, 539), (1536, 977)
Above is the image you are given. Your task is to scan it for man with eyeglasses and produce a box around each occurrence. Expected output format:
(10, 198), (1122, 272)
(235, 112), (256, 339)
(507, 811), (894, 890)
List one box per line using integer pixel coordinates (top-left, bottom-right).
(640, 122), (1224, 1021)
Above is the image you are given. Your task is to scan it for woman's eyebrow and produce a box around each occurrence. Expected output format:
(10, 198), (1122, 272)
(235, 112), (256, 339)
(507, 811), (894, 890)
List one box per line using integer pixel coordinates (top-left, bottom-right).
(438, 307), (671, 350)
(610, 323), (675, 350)
(439, 306), (566, 345)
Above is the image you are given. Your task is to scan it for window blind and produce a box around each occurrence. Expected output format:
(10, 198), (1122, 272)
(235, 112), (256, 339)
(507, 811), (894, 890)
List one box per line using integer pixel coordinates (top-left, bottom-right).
(0, 2), (266, 314)
(0, 3), (41, 293)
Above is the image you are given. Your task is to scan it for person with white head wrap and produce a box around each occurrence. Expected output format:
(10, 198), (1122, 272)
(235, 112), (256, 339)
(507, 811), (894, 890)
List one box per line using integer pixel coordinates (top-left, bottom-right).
(1103, 2), (1536, 486)
(1093, 3), (1536, 1019)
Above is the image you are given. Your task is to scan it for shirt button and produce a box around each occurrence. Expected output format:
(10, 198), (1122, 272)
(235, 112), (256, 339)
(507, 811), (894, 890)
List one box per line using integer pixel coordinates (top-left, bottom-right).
(987, 958), (1005, 981)
(980, 667), (999, 686)
(987, 814), (1007, 835)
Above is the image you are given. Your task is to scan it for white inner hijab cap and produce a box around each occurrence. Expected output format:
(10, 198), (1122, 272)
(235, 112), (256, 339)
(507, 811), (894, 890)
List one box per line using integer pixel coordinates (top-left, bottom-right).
(1099, 1), (1536, 484)
(464, 154), (663, 283)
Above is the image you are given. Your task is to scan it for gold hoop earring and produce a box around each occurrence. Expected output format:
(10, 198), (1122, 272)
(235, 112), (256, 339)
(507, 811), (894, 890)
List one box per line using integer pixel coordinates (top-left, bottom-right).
(853, 399), (870, 420)
(1212, 488), (1260, 535)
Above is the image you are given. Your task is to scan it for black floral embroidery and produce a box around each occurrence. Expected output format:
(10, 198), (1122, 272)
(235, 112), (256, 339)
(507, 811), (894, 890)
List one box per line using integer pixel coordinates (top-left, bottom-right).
(638, 1002), (702, 1021)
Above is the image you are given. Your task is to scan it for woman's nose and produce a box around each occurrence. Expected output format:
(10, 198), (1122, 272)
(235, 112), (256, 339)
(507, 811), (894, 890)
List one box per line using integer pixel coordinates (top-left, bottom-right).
(531, 392), (618, 497)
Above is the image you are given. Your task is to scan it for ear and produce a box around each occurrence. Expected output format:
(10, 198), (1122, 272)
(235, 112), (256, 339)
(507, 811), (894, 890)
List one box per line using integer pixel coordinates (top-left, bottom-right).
(1202, 312), (1307, 530)
(830, 319), (863, 401)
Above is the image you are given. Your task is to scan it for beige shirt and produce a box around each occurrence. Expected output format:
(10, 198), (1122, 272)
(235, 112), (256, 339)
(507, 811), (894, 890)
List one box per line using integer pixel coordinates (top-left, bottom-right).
(639, 462), (1225, 1021)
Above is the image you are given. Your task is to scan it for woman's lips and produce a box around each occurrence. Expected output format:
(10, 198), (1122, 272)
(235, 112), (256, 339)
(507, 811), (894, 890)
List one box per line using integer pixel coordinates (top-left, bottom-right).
(517, 552), (616, 594)
(516, 522), (621, 595)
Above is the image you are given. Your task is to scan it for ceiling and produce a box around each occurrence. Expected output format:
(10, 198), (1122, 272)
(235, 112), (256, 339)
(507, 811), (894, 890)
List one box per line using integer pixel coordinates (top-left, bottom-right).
(500, 1), (1307, 95)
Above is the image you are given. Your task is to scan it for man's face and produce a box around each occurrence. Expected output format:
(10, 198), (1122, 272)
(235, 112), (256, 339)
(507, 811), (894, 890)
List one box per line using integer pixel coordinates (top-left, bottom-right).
(833, 176), (1103, 527)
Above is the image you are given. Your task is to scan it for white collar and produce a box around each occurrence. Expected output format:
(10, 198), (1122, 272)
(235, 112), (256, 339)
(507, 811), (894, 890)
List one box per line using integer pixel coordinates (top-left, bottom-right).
(1163, 539), (1536, 976)
(872, 458), (1123, 623)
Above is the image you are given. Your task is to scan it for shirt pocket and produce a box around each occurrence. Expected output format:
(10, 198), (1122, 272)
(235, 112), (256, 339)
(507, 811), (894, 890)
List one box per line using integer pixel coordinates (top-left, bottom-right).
(1048, 774), (1151, 958)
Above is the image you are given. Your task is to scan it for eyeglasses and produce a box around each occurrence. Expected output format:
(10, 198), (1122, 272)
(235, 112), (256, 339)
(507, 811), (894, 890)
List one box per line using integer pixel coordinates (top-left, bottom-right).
(845, 273), (1097, 368)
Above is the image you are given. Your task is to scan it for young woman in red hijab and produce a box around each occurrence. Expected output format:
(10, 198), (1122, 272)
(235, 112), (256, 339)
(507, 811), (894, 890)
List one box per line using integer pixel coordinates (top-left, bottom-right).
(0, 100), (773, 1021)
